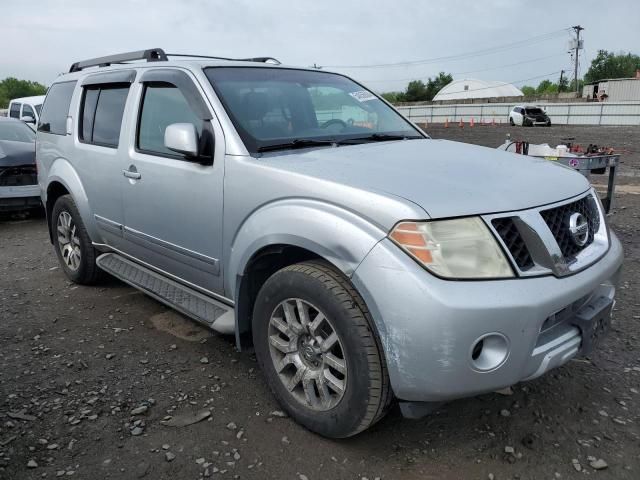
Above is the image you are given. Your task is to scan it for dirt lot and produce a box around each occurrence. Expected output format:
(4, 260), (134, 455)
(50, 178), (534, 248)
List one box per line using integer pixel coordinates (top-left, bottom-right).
(1, 125), (639, 480)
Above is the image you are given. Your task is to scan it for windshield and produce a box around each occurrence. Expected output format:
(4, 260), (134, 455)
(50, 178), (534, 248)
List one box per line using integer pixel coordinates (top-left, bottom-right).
(0, 121), (36, 143)
(525, 108), (544, 116)
(205, 67), (422, 153)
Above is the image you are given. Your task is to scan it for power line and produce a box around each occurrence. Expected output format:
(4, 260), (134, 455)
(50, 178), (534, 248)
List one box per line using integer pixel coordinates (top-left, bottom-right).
(324, 28), (571, 69)
(360, 53), (566, 84)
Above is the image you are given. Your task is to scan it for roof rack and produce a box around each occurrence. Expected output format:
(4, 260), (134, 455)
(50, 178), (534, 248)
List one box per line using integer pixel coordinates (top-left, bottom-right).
(69, 49), (281, 73)
(69, 48), (167, 72)
(166, 53), (281, 65)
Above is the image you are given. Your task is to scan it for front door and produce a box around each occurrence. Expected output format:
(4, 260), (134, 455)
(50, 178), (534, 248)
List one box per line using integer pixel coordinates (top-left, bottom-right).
(121, 69), (225, 295)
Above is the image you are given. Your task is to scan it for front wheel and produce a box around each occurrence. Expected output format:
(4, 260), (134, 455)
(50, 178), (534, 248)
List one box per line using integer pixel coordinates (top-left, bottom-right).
(51, 195), (102, 284)
(253, 261), (392, 438)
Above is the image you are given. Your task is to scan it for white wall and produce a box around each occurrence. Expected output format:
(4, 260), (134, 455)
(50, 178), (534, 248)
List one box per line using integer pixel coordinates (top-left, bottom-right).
(396, 102), (640, 126)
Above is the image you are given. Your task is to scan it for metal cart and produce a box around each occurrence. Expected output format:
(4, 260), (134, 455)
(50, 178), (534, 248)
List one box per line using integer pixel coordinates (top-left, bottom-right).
(498, 138), (620, 213)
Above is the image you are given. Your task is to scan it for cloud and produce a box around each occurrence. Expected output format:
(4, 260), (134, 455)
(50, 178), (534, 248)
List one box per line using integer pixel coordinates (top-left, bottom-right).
(1, 0), (638, 91)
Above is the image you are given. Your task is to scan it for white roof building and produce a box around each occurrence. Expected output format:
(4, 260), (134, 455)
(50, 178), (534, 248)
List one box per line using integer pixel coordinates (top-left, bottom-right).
(433, 79), (524, 101)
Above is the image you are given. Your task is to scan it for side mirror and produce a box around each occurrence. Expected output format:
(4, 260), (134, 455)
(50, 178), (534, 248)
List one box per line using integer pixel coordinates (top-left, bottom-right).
(164, 123), (199, 157)
(21, 115), (35, 124)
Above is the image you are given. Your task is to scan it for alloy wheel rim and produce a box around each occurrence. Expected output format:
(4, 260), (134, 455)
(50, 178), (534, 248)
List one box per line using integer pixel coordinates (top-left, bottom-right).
(57, 211), (81, 271)
(268, 298), (347, 411)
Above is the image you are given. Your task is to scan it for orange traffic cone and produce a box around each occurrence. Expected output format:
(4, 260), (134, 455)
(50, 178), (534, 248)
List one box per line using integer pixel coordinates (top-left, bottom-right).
(444, 118), (449, 128)
(459, 118), (464, 128)
(470, 117), (475, 128)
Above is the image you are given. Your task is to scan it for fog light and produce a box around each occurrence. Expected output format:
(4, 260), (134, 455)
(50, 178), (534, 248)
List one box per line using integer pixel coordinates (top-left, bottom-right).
(470, 333), (509, 371)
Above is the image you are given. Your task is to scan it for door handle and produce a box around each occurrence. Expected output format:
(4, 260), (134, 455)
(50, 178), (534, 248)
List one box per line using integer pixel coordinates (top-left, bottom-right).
(123, 167), (141, 180)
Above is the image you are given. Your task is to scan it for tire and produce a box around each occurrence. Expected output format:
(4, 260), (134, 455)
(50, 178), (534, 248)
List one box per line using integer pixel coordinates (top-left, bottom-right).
(51, 194), (102, 285)
(253, 260), (392, 438)
(509, 117), (515, 126)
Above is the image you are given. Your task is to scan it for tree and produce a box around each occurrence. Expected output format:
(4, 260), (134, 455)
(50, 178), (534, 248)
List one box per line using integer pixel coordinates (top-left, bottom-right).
(402, 80), (429, 102)
(536, 79), (558, 95)
(380, 91), (401, 103)
(584, 50), (640, 83)
(381, 72), (453, 103)
(0, 77), (47, 108)
(520, 85), (536, 96)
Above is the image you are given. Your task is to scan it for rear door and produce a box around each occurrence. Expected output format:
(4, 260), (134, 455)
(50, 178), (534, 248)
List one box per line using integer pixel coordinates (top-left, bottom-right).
(120, 68), (225, 294)
(72, 70), (136, 250)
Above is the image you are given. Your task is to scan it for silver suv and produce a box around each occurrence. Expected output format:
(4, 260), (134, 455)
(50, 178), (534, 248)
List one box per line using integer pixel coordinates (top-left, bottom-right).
(36, 49), (623, 438)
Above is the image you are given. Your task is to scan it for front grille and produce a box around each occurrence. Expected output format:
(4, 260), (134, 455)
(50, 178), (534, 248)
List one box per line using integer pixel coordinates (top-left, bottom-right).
(0, 166), (37, 187)
(540, 195), (600, 261)
(492, 217), (534, 270)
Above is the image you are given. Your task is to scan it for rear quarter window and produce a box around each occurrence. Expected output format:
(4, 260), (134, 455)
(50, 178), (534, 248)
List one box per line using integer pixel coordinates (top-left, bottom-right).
(38, 81), (77, 135)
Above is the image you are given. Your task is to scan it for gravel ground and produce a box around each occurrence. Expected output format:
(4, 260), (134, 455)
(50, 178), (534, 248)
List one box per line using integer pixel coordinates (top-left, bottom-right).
(1, 125), (639, 480)
(424, 124), (640, 182)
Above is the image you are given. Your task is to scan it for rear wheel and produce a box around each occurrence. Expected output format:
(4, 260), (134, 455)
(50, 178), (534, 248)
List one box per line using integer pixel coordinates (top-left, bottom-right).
(253, 261), (392, 438)
(51, 195), (102, 284)
(509, 117), (515, 126)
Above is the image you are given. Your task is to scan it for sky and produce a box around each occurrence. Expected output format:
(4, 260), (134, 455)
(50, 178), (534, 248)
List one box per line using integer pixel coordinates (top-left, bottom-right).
(2, 0), (639, 92)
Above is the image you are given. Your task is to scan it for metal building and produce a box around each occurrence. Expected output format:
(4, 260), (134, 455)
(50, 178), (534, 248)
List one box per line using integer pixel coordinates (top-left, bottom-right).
(582, 74), (640, 101)
(433, 79), (524, 101)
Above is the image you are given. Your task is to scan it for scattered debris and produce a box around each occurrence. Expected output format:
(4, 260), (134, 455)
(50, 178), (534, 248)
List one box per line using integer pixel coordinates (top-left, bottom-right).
(590, 458), (608, 470)
(161, 409), (211, 427)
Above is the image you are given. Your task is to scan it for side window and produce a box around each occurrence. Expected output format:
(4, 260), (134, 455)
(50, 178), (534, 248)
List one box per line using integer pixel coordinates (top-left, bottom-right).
(9, 103), (21, 118)
(22, 104), (36, 119)
(80, 85), (129, 148)
(137, 83), (201, 156)
(39, 81), (77, 135)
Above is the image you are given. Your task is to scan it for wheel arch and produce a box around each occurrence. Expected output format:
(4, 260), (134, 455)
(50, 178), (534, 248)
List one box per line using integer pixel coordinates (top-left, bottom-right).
(228, 199), (387, 349)
(44, 159), (95, 243)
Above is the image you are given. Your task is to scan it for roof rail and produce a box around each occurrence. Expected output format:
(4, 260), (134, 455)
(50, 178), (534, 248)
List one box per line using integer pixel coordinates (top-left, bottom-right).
(68, 49), (282, 73)
(69, 48), (167, 73)
(166, 53), (281, 65)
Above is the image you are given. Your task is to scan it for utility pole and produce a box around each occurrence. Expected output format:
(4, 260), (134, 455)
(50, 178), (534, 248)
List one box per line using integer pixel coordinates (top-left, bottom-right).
(572, 25), (584, 95)
(559, 70), (565, 92)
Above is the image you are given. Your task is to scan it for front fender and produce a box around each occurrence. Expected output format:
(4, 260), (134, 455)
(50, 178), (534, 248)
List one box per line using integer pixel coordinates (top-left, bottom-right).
(225, 198), (388, 297)
(46, 158), (99, 241)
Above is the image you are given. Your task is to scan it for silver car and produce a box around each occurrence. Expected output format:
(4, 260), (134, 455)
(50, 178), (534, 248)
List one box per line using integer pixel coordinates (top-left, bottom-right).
(36, 49), (623, 438)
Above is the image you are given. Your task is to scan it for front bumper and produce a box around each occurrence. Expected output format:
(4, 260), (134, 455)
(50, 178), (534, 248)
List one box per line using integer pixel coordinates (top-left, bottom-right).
(0, 185), (42, 211)
(352, 232), (623, 402)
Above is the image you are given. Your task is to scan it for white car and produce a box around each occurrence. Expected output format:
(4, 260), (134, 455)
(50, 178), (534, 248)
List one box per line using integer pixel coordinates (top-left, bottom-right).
(509, 105), (551, 127)
(7, 95), (46, 129)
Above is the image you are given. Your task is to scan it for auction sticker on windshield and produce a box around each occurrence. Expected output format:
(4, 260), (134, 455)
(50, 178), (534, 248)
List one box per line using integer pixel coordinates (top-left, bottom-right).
(349, 90), (377, 102)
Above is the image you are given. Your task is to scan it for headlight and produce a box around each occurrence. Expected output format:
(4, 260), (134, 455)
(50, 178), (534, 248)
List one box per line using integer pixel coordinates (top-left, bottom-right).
(389, 217), (514, 279)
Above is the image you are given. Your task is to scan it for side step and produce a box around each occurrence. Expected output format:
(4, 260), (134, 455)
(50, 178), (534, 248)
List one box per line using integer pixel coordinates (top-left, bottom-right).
(96, 253), (235, 335)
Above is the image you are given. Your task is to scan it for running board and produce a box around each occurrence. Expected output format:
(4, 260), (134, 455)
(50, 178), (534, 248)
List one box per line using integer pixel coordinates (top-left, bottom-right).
(96, 253), (235, 335)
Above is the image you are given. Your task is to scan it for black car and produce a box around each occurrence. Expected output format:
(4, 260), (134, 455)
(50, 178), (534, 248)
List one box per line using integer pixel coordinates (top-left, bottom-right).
(0, 117), (41, 212)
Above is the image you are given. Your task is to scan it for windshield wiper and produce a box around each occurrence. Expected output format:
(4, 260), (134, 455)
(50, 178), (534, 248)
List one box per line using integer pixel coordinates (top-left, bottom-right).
(257, 138), (336, 152)
(337, 133), (422, 144)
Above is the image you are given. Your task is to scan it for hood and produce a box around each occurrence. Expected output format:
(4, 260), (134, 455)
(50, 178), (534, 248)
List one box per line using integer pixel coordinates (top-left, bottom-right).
(261, 139), (590, 218)
(0, 140), (36, 168)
